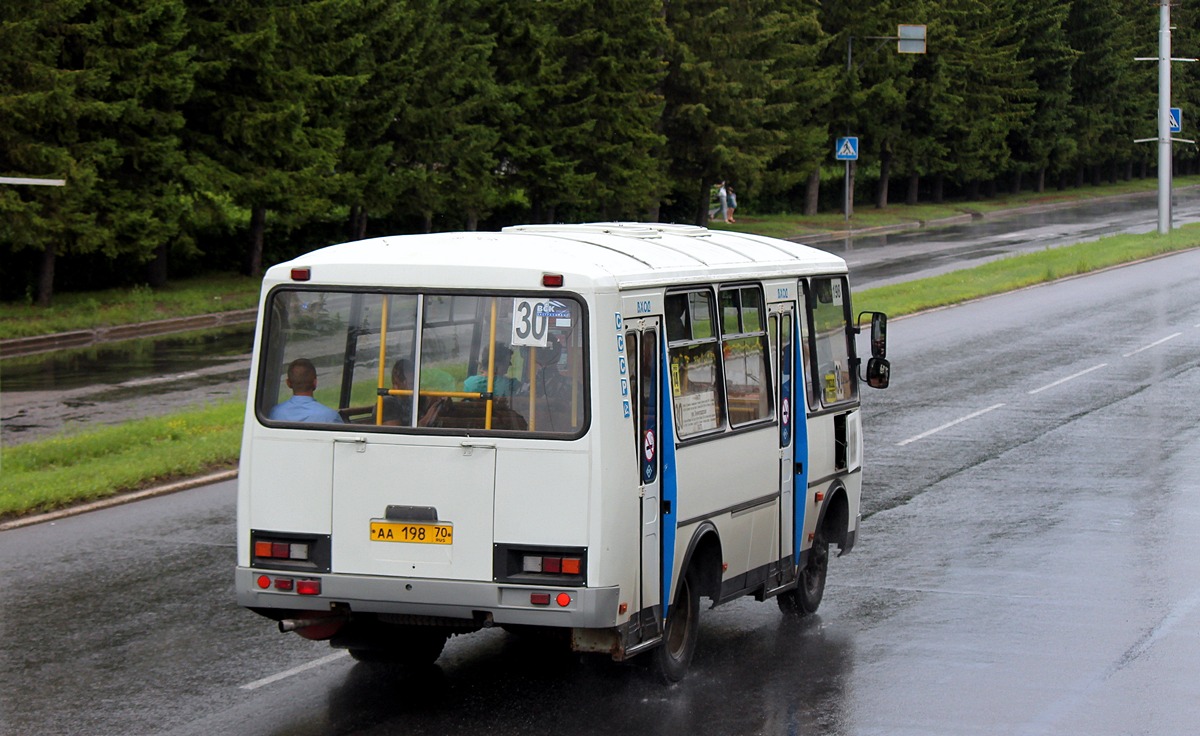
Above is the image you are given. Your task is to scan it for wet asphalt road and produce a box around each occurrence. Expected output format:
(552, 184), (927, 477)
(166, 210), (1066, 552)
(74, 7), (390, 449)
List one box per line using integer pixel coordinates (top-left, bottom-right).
(3, 246), (1200, 734)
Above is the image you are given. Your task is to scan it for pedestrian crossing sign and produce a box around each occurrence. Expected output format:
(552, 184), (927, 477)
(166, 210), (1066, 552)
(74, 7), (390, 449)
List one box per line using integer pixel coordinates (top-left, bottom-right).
(1170, 108), (1182, 133)
(836, 137), (859, 161)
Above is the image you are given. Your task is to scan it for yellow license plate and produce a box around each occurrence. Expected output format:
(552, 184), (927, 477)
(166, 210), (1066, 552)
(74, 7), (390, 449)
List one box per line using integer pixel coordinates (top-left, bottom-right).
(369, 521), (453, 545)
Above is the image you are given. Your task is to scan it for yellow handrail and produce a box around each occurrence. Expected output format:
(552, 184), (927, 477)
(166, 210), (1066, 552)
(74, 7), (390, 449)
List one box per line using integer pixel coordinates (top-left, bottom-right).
(484, 299), (497, 430)
(375, 295), (389, 425)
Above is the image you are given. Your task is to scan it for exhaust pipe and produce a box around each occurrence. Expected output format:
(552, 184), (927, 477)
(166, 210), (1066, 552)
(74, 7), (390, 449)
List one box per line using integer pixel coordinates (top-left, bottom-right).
(278, 613), (349, 640)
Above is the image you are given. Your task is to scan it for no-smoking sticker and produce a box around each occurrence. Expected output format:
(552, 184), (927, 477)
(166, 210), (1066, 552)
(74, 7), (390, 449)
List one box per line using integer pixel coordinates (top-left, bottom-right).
(643, 429), (656, 462)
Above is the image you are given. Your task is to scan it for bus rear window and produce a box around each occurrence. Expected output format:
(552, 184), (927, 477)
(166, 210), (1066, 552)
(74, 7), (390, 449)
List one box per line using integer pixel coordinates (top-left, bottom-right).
(257, 290), (587, 436)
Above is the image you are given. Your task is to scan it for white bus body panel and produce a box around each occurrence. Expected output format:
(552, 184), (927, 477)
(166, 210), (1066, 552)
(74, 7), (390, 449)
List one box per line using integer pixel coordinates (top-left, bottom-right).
(236, 223), (864, 652)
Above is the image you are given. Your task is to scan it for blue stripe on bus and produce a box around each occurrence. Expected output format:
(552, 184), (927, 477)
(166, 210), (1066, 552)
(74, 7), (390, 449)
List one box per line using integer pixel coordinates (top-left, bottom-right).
(792, 312), (808, 565)
(659, 343), (679, 620)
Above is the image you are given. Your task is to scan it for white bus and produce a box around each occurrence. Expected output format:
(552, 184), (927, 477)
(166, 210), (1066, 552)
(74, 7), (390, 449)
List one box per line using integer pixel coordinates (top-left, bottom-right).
(236, 223), (889, 681)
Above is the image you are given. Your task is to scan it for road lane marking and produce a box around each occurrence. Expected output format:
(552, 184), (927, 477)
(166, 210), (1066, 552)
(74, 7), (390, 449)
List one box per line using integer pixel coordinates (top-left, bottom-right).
(1122, 332), (1181, 357)
(1027, 363), (1108, 395)
(896, 403), (1005, 446)
(240, 651), (349, 691)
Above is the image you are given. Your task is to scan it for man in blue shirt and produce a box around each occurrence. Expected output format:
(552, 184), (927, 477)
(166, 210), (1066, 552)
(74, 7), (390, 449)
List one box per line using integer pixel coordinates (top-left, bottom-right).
(269, 358), (344, 423)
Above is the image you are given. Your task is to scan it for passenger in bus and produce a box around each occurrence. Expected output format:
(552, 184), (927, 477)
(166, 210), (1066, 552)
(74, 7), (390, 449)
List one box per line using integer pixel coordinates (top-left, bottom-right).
(269, 358), (344, 423)
(380, 358), (413, 426)
(464, 344), (519, 400)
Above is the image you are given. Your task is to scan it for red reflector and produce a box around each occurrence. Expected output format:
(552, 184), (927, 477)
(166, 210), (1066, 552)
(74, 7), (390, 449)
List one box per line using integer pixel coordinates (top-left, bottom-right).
(256, 575), (271, 589)
(254, 541), (272, 558)
(542, 273), (564, 287)
(561, 558), (581, 575)
(271, 542), (290, 558)
(530, 593), (551, 606)
(291, 267), (311, 281)
(556, 593), (572, 607)
(543, 557), (562, 574)
(296, 579), (321, 595)
(274, 577), (294, 591)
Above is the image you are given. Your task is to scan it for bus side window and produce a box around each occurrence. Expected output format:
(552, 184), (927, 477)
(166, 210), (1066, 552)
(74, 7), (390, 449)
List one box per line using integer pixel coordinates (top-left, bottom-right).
(806, 277), (856, 406)
(665, 287), (729, 438)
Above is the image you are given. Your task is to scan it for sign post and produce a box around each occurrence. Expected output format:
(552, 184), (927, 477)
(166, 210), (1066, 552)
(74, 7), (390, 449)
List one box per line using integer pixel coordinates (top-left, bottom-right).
(836, 137), (859, 229)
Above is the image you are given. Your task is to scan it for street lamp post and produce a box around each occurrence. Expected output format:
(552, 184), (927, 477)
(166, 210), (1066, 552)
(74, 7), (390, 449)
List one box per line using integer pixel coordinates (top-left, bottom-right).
(1134, 0), (1195, 235)
(842, 25), (926, 226)
(0, 176), (66, 186)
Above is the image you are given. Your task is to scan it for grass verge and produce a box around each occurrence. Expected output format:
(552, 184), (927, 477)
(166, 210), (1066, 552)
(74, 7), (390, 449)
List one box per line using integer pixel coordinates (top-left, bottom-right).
(853, 223), (1200, 317)
(4, 221), (1200, 520)
(0, 273), (261, 340)
(0, 402), (244, 520)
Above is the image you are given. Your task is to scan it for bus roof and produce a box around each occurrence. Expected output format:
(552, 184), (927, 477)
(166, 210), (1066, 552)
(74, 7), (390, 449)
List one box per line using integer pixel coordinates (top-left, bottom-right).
(266, 223), (849, 291)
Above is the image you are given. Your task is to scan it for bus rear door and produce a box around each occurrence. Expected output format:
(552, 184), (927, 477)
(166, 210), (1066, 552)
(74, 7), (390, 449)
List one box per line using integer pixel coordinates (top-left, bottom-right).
(330, 440), (497, 582)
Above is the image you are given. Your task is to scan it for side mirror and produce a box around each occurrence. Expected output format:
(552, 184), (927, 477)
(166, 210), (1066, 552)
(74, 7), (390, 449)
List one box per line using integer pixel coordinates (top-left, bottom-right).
(857, 311), (890, 389)
(866, 357), (890, 389)
(868, 312), (887, 358)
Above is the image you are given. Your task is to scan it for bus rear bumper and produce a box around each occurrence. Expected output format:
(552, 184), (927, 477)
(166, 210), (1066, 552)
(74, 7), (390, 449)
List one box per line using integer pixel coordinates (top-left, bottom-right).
(236, 567), (621, 629)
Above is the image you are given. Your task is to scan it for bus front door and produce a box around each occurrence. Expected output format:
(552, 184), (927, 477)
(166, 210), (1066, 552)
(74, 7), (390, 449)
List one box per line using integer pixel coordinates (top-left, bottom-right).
(627, 319), (663, 640)
(771, 304), (805, 577)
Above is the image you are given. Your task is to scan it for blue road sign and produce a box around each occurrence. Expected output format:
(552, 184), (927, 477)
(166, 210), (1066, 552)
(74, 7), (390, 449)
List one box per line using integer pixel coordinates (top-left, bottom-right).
(1170, 107), (1182, 133)
(836, 137), (859, 161)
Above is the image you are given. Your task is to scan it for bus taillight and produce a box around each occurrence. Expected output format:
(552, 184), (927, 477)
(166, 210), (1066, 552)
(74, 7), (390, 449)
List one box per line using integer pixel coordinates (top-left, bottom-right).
(523, 555), (582, 575)
(254, 540), (310, 561)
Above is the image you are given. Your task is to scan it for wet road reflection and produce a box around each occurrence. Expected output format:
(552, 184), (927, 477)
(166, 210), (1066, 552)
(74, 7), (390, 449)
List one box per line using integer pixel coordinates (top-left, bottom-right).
(1, 325), (253, 444)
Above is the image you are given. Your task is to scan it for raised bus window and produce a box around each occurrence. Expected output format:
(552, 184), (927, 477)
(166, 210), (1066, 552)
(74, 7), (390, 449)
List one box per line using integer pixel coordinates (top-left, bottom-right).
(258, 289), (587, 436)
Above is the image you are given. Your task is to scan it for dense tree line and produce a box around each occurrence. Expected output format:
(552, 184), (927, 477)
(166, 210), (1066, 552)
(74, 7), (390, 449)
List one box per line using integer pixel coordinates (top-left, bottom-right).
(1, 0), (1196, 304)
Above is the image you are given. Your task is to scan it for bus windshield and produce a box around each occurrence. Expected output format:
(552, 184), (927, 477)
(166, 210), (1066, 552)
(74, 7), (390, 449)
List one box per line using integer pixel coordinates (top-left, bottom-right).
(256, 289), (587, 436)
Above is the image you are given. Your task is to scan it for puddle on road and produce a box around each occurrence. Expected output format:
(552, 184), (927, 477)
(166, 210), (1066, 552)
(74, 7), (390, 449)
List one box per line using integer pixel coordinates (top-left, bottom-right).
(1, 325), (254, 446)
(1, 324), (254, 392)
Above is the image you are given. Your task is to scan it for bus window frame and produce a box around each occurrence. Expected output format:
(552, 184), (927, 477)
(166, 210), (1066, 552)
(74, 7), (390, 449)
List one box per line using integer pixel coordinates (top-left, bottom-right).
(801, 276), (859, 411)
(665, 283), (777, 445)
(255, 284), (592, 440)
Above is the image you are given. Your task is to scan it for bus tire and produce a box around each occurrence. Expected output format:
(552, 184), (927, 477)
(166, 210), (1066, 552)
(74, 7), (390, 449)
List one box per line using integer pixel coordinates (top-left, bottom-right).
(347, 627), (448, 666)
(651, 568), (701, 683)
(777, 528), (828, 616)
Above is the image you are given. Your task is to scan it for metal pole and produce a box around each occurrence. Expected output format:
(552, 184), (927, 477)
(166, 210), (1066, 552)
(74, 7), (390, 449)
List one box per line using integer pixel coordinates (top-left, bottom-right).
(844, 160), (850, 227)
(0, 176), (66, 186)
(1158, 0), (1172, 235)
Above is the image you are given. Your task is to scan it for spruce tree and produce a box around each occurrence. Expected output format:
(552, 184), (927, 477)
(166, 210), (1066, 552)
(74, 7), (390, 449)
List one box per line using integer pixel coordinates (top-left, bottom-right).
(182, 0), (362, 276)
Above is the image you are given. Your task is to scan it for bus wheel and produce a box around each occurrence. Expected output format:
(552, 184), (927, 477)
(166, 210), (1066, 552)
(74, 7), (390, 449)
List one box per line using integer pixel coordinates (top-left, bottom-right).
(777, 528), (828, 616)
(652, 568), (700, 683)
(348, 627), (448, 666)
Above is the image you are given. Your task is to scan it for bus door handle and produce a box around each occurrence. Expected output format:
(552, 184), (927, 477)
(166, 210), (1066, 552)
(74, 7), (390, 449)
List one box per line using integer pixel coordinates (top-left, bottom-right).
(460, 440), (496, 456)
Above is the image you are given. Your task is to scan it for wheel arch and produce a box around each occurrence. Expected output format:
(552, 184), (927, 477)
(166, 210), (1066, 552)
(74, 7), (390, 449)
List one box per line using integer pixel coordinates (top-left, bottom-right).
(677, 522), (723, 604)
(816, 481), (851, 552)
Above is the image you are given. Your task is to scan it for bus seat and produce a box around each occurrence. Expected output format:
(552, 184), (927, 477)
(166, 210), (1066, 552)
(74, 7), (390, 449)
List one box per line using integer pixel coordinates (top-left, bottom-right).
(424, 398), (528, 431)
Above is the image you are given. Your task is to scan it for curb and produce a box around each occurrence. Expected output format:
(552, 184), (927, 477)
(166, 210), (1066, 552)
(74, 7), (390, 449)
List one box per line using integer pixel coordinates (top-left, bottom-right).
(0, 469), (239, 532)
